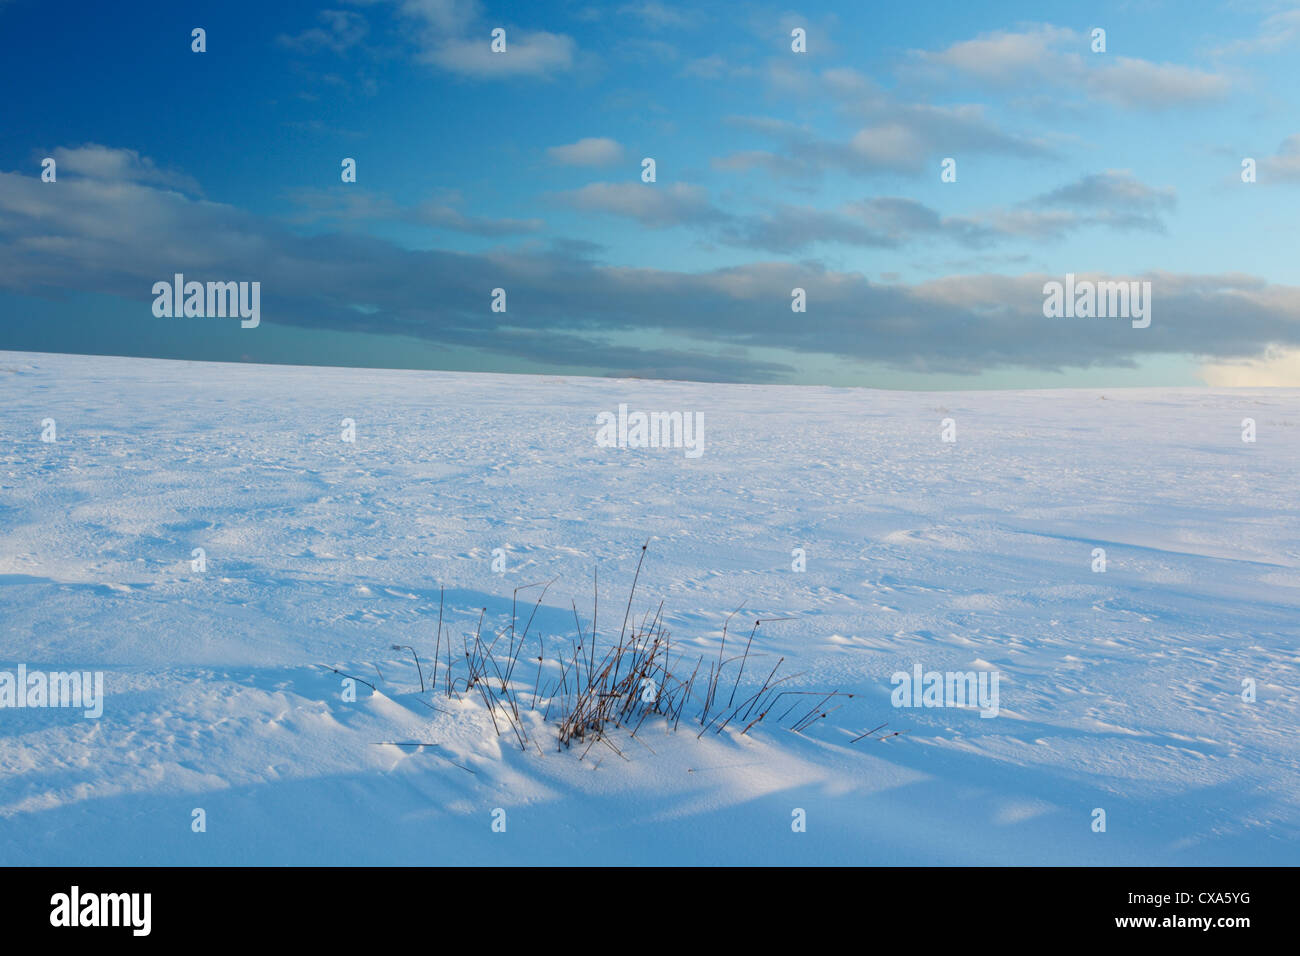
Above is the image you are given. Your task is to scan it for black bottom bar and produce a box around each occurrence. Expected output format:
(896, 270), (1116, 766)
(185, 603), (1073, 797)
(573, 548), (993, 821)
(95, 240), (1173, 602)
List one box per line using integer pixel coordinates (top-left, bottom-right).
(1, 866), (1284, 941)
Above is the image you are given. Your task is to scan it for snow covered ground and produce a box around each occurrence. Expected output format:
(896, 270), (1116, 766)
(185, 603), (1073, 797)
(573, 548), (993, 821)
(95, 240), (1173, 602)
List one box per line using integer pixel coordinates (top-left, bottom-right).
(1, 350), (1296, 865)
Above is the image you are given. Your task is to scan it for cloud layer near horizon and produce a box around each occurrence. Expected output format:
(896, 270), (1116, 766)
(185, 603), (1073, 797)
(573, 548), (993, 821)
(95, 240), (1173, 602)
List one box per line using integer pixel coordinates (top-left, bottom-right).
(3, 148), (1299, 383)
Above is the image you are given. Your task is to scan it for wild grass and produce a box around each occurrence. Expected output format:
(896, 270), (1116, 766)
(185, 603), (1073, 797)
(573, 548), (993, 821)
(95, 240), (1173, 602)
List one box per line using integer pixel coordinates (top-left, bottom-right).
(408, 541), (867, 757)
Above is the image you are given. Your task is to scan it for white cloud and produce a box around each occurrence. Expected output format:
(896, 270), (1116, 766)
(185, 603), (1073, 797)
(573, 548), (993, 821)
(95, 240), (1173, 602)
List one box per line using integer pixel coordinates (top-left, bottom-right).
(374, 0), (578, 78)
(1259, 134), (1300, 183)
(49, 144), (200, 194)
(547, 138), (625, 167)
(423, 30), (575, 77)
(1089, 56), (1231, 109)
(277, 10), (369, 54)
(552, 182), (723, 226)
(720, 88), (1054, 180)
(391, 0), (479, 34)
(909, 24), (1230, 110)
(1213, 8), (1300, 57)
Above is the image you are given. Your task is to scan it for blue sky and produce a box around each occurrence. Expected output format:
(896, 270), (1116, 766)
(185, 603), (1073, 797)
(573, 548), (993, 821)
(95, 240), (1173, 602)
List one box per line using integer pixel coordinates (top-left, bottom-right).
(2, 0), (1300, 387)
